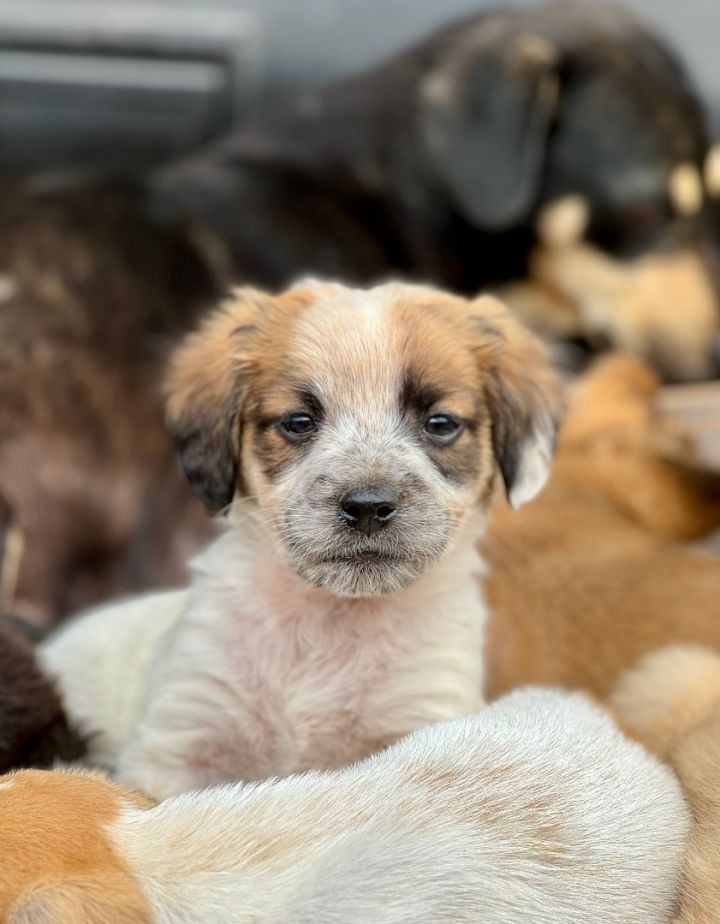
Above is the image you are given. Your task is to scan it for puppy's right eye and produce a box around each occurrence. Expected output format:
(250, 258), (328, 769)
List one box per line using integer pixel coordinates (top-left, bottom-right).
(277, 414), (317, 443)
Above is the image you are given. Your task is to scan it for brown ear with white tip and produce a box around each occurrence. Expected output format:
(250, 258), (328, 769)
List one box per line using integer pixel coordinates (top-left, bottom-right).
(164, 287), (273, 512)
(471, 295), (561, 507)
(165, 284), (320, 511)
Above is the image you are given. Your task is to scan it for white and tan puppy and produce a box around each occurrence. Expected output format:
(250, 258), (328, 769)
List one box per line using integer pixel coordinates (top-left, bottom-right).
(42, 281), (559, 797)
(1, 689), (690, 924)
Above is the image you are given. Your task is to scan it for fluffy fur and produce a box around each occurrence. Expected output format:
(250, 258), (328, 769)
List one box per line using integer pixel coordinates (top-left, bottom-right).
(483, 353), (720, 700)
(1, 689), (690, 924)
(611, 646), (720, 923)
(42, 281), (559, 798)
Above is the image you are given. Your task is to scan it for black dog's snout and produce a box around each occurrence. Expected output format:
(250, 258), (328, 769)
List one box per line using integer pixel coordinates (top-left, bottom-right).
(339, 488), (398, 536)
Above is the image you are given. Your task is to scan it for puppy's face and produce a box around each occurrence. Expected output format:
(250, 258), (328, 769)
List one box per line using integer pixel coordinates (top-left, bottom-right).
(166, 282), (558, 596)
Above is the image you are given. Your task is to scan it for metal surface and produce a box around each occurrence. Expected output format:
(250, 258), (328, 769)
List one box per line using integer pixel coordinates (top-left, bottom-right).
(0, 0), (261, 178)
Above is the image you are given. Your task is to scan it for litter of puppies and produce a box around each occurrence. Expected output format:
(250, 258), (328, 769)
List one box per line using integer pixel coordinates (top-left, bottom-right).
(2, 2), (720, 922)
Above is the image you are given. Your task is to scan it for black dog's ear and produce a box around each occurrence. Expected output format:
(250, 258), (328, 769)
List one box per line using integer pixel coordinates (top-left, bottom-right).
(164, 288), (269, 512)
(420, 27), (562, 230)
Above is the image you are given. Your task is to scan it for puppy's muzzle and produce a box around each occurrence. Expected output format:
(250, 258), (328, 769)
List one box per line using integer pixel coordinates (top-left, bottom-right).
(338, 486), (398, 537)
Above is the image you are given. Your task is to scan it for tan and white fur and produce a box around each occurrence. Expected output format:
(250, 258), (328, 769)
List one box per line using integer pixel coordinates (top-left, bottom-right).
(41, 281), (559, 797)
(1, 688), (690, 924)
(611, 646), (720, 924)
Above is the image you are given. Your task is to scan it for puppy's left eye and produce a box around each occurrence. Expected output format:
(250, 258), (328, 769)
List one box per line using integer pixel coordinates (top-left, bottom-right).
(277, 413), (317, 443)
(423, 414), (463, 445)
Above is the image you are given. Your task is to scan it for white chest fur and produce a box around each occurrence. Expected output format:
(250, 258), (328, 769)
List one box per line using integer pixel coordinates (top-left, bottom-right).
(116, 520), (488, 795)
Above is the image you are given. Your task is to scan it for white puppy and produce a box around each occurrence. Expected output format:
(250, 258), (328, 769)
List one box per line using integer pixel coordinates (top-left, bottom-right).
(2, 690), (690, 924)
(42, 281), (559, 798)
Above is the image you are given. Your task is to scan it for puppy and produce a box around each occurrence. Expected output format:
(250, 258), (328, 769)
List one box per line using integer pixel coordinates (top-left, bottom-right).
(0, 689), (691, 924)
(483, 353), (720, 700)
(42, 280), (559, 797)
(611, 646), (720, 924)
(150, 2), (720, 380)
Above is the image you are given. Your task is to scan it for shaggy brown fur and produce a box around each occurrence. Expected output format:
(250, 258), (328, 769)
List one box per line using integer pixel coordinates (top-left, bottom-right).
(483, 353), (720, 700)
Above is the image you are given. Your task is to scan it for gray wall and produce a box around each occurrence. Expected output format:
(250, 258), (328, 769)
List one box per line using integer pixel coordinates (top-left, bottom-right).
(172, 0), (720, 128)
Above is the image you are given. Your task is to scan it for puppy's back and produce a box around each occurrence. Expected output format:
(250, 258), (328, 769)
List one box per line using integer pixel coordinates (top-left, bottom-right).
(612, 646), (720, 924)
(112, 689), (689, 924)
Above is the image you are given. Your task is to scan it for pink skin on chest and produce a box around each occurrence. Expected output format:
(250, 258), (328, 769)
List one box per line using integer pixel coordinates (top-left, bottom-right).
(186, 564), (429, 782)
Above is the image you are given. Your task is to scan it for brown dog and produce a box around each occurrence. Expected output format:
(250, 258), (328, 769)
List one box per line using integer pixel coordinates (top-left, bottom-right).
(611, 645), (720, 924)
(0, 188), (215, 631)
(483, 353), (720, 700)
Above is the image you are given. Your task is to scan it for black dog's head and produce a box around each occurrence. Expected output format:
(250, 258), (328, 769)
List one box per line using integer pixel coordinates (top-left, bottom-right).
(418, 2), (720, 380)
(420, 3), (708, 235)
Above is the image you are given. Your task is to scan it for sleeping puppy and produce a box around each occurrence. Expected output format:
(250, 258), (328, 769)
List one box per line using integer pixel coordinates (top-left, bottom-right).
(0, 688), (690, 924)
(42, 280), (559, 797)
(150, 1), (720, 381)
(611, 646), (720, 924)
(483, 353), (720, 701)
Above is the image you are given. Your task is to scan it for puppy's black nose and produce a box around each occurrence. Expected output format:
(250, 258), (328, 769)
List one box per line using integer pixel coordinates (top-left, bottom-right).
(339, 488), (398, 536)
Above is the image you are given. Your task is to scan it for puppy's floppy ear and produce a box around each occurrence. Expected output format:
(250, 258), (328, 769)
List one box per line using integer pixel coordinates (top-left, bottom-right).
(420, 23), (561, 229)
(164, 288), (270, 511)
(472, 295), (561, 507)
(165, 285), (318, 510)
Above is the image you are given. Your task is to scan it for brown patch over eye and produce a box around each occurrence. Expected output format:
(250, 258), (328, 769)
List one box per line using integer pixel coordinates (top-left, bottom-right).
(400, 372), (443, 417)
(400, 367), (486, 485)
(249, 417), (302, 482)
(422, 408), (488, 485)
(247, 386), (324, 482)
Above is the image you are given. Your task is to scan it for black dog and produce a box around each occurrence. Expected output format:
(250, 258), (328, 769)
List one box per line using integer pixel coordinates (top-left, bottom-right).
(149, 1), (720, 380)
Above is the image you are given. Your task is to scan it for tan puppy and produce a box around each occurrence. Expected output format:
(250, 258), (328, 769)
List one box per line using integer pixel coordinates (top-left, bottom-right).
(0, 689), (691, 924)
(611, 645), (720, 924)
(43, 281), (559, 798)
(483, 353), (720, 700)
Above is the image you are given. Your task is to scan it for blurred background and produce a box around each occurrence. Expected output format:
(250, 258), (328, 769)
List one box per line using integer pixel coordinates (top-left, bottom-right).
(1, 0), (719, 179)
(2, 0), (720, 634)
